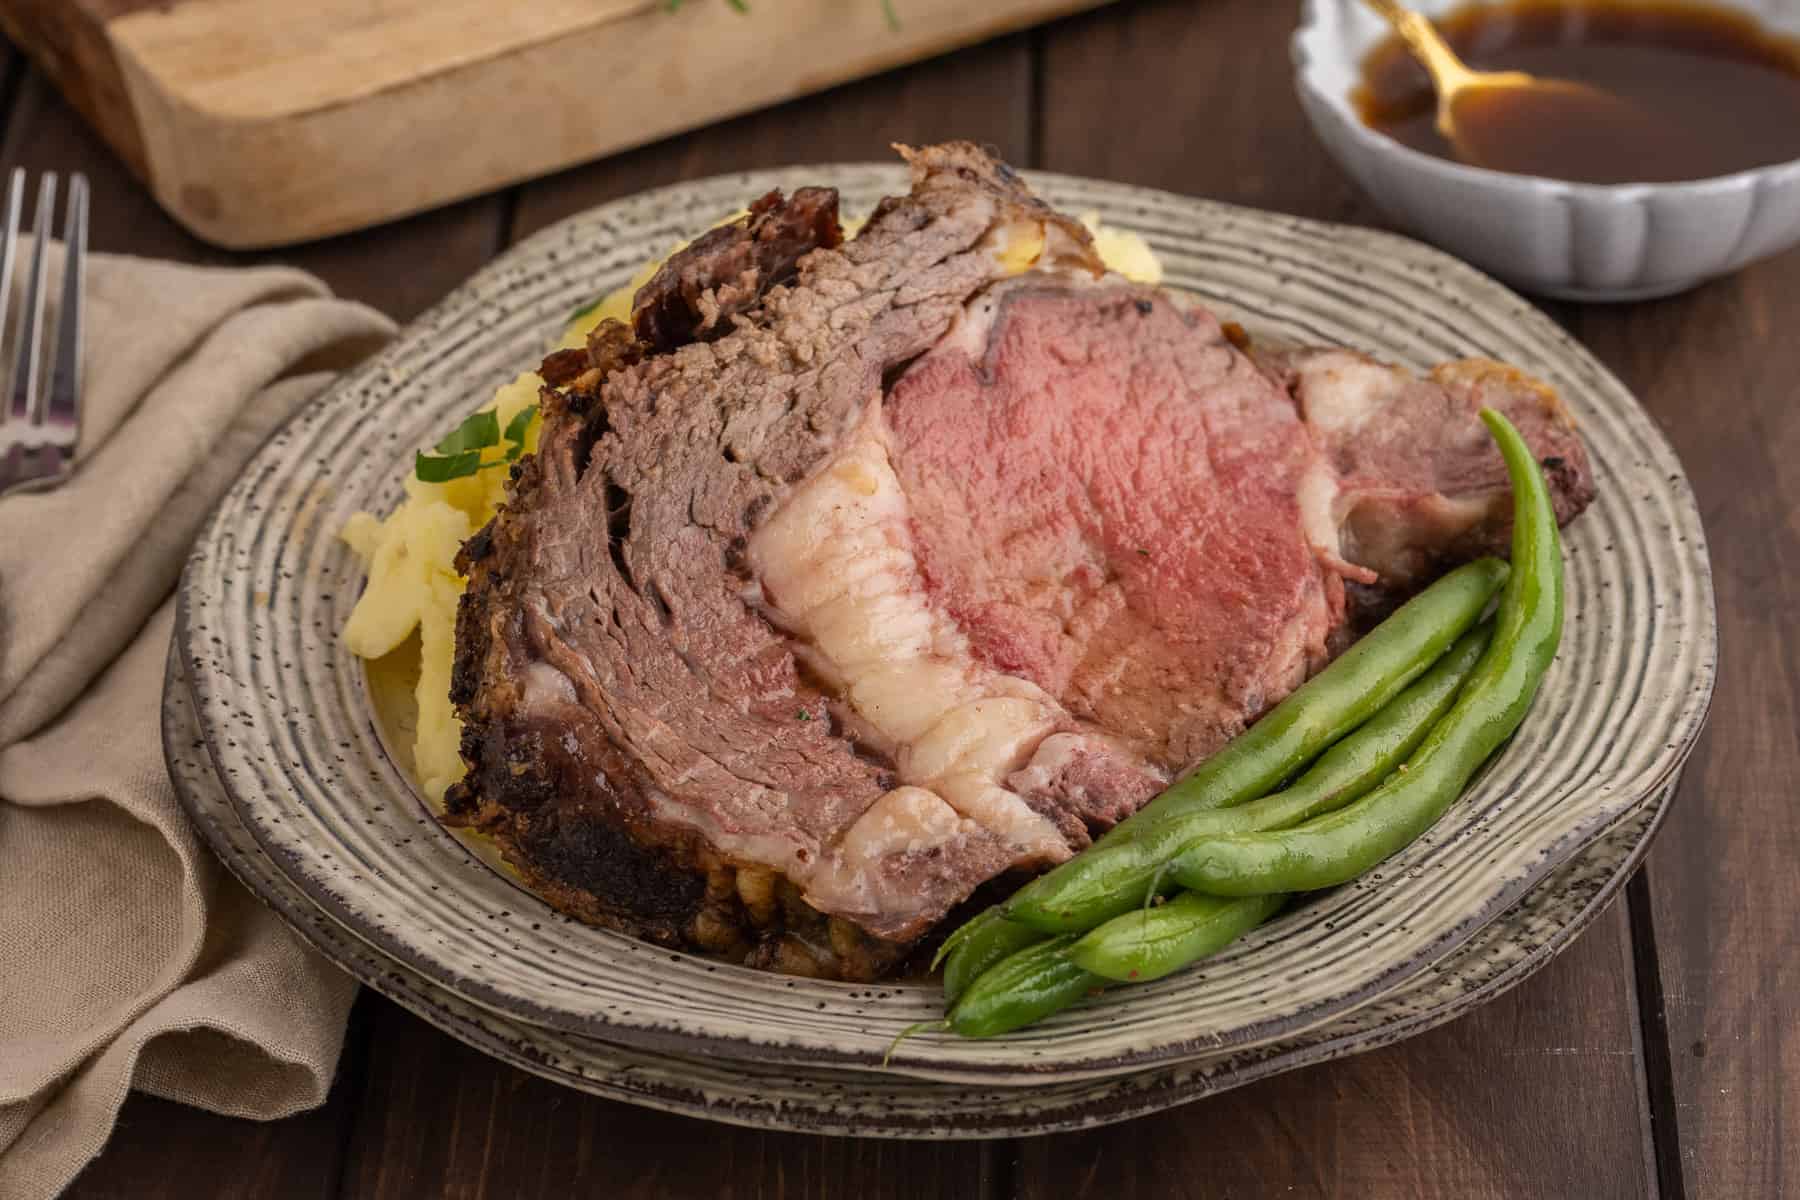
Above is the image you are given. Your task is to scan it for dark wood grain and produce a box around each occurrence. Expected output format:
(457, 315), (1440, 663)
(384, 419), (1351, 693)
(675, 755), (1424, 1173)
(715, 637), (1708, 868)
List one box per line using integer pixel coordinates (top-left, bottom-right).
(29, 0), (1800, 1195)
(509, 34), (1032, 241)
(338, 996), (996, 1200)
(1035, 0), (1372, 221)
(61, 1093), (349, 1200)
(1557, 249), (1800, 1199)
(1016, 904), (1651, 1200)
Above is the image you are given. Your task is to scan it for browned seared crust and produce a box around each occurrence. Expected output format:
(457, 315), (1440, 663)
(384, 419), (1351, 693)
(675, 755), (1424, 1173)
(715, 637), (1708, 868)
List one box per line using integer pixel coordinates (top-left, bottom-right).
(632, 186), (843, 353)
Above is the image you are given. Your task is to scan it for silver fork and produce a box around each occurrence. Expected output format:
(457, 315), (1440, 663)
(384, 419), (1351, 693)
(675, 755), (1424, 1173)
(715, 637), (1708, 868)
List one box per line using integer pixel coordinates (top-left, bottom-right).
(0, 170), (89, 497)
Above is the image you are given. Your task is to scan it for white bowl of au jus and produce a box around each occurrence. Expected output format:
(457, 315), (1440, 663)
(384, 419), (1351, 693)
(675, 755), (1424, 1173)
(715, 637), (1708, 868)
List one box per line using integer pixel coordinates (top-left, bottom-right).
(1293, 0), (1800, 301)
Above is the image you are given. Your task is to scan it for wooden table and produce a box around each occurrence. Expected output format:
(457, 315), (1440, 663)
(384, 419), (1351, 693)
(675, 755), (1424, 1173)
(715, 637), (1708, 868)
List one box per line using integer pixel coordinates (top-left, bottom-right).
(19, 1), (1790, 1195)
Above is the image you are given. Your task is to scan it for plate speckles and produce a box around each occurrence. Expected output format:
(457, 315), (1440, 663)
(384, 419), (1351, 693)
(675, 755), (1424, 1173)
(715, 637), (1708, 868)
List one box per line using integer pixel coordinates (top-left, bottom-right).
(173, 166), (1716, 1083)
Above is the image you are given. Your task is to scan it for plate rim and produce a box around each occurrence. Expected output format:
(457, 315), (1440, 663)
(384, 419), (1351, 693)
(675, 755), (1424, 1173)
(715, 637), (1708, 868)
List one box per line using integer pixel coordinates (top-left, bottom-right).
(175, 162), (1720, 1078)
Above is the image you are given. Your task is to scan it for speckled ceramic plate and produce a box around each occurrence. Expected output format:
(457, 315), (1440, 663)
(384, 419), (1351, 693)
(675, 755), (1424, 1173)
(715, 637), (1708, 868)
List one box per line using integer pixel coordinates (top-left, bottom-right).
(175, 165), (1716, 1081)
(165, 643), (1677, 1136)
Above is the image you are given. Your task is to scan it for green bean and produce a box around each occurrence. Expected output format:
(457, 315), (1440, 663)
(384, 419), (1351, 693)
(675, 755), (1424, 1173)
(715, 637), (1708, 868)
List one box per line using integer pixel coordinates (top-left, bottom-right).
(933, 903), (997, 967)
(1169, 408), (1565, 898)
(937, 906), (1047, 1003)
(1003, 621), (1493, 934)
(945, 935), (1100, 1038)
(1068, 892), (1285, 983)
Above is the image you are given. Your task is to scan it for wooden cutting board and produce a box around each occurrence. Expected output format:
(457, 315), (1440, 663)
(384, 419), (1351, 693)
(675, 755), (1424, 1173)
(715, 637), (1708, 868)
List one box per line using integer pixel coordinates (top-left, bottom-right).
(0, 0), (1114, 248)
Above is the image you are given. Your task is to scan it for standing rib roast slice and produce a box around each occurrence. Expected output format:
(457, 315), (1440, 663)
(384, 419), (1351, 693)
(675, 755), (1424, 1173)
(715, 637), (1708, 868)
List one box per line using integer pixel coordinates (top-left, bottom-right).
(445, 143), (1594, 981)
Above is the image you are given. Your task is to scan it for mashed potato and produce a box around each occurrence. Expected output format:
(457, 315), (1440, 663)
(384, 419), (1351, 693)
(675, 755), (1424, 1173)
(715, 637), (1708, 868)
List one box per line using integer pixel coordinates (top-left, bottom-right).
(1080, 212), (1162, 285)
(342, 215), (1163, 802)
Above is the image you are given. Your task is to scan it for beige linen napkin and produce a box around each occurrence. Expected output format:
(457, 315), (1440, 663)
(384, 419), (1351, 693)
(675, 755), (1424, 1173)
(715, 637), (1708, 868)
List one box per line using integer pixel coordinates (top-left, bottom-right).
(0, 243), (395, 1198)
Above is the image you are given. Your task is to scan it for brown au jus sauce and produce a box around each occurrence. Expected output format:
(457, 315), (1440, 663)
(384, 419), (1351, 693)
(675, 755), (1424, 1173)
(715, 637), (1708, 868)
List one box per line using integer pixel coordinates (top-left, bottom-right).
(1355, 1), (1800, 184)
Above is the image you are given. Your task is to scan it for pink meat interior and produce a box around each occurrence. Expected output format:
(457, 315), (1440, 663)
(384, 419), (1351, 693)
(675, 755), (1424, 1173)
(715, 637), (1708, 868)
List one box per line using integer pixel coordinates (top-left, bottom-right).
(887, 286), (1338, 769)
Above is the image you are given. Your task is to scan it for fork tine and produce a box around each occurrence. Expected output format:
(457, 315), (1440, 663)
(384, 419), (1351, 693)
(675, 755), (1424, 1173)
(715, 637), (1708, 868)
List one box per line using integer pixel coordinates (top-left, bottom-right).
(46, 173), (87, 438)
(8, 172), (55, 426)
(0, 168), (23, 425)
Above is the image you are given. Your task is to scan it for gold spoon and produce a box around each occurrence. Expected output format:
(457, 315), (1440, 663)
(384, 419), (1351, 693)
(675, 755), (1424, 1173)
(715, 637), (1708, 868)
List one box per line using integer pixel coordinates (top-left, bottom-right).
(1362, 0), (1675, 179)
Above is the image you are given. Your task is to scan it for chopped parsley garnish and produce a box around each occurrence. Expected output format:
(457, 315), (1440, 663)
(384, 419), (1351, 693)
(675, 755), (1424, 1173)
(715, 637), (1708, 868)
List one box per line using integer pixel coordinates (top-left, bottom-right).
(415, 449), (483, 483)
(434, 409), (499, 456)
(415, 404), (539, 482)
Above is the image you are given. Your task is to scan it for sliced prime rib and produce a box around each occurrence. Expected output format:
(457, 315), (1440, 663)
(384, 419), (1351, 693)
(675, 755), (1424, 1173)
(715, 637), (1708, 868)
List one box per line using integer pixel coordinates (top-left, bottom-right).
(445, 142), (1594, 981)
